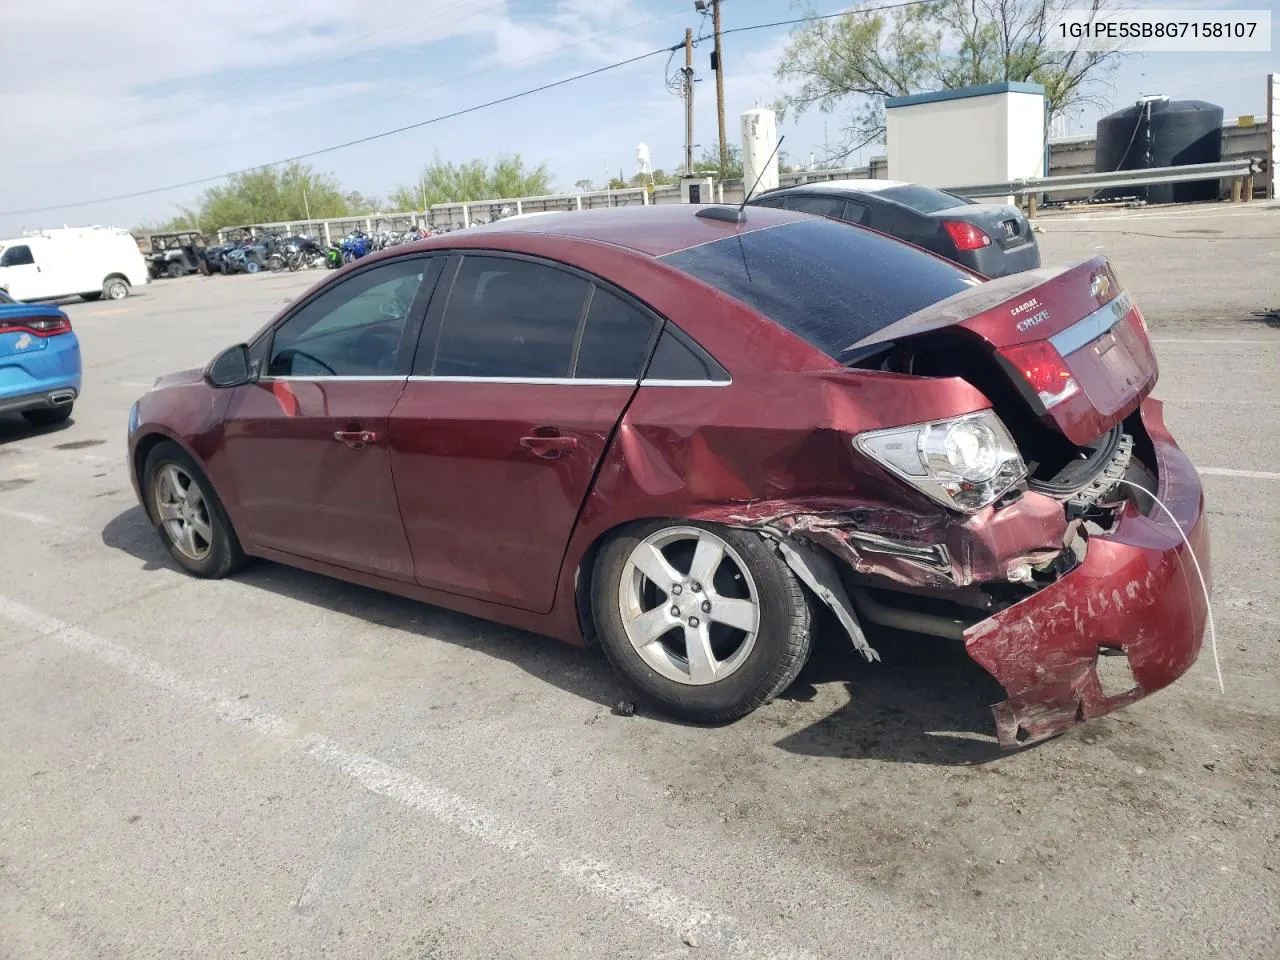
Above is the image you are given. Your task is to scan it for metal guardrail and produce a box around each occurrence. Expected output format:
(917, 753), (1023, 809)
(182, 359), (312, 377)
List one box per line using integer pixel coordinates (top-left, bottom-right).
(947, 159), (1263, 199)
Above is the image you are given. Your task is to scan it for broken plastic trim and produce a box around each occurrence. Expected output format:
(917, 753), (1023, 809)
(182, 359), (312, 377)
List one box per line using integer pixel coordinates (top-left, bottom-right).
(761, 530), (880, 663)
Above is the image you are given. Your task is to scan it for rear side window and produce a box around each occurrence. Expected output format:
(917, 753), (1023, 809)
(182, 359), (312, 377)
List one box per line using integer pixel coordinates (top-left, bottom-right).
(0, 245), (34, 267)
(659, 218), (979, 358)
(434, 256), (589, 378)
(786, 195), (847, 219)
(879, 184), (971, 214)
(645, 328), (729, 382)
(575, 288), (657, 380)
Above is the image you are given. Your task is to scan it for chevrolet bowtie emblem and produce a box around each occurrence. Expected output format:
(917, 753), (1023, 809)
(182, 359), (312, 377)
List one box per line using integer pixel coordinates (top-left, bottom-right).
(1090, 272), (1111, 299)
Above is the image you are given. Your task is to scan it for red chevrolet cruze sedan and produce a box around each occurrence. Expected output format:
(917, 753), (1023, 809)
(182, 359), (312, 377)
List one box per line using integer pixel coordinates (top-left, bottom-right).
(127, 204), (1209, 747)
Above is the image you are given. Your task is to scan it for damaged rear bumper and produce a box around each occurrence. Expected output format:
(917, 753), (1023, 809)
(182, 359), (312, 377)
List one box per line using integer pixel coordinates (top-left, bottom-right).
(963, 398), (1209, 747)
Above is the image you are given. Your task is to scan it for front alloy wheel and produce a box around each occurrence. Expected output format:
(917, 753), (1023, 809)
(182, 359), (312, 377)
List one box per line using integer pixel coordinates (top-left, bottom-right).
(154, 463), (213, 562)
(143, 441), (244, 579)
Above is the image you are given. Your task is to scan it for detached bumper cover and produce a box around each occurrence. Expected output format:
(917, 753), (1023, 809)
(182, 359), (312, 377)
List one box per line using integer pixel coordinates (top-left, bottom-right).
(964, 398), (1209, 747)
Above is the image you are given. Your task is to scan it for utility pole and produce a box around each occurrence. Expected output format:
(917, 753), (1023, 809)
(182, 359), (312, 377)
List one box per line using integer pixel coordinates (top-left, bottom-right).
(712, 0), (728, 179)
(683, 28), (695, 174)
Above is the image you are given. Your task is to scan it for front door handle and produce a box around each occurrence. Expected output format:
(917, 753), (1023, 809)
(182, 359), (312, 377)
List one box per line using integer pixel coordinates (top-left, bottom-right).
(334, 429), (378, 449)
(519, 431), (579, 459)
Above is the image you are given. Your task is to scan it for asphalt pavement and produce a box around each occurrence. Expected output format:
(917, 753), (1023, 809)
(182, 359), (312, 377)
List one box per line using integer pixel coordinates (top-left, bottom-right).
(1, 204), (1278, 959)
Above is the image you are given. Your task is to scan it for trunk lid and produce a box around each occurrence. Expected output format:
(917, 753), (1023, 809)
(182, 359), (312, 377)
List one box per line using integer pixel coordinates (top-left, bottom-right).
(935, 203), (1032, 251)
(0, 303), (68, 360)
(847, 256), (1157, 445)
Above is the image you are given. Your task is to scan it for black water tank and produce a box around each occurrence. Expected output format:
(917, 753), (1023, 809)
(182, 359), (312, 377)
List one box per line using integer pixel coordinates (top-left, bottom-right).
(1095, 99), (1224, 203)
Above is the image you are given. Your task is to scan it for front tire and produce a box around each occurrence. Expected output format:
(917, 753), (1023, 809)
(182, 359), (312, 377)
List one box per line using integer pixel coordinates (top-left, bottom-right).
(591, 520), (813, 723)
(22, 404), (73, 427)
(143, 442), (244, 579)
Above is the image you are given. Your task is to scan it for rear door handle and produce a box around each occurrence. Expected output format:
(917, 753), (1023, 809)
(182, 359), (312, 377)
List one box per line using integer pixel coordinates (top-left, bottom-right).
(334, 429), (378, 449)
(519, 432), (579, 459)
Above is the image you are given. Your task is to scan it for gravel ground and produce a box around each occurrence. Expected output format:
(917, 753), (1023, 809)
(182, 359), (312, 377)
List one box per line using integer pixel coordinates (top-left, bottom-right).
(1, 203), (1277, 959)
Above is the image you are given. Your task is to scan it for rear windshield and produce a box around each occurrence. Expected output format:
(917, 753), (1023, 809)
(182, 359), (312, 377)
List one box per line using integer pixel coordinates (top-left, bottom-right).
(880, 184), (971, 214)
(659, 218), (980, 358)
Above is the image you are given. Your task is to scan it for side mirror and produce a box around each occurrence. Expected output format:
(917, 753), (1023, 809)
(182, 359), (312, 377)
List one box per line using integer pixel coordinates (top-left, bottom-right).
(206, 343), (254, 388)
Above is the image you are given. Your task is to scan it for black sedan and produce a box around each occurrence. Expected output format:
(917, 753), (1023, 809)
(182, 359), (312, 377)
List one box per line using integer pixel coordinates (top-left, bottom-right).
(748, 179), (1040, 278)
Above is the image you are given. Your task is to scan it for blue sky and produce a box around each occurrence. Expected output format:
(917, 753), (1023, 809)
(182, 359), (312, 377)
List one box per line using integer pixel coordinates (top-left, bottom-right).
(1, 0), (1275, 236)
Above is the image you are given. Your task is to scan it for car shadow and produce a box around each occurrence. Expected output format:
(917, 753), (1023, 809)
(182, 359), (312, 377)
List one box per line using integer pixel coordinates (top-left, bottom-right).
(773, 611), (1009, 766)
(0, 413), (75, 445)
(100, 505), (634, 711)
(101, 505), (1011, 764)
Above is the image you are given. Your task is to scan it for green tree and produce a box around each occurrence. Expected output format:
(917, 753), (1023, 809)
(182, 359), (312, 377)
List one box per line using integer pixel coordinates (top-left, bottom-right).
(696, 144), (743, 179)
(774, 0), (1121, 160)
(627, 168), (678, 188)
(168, 162), (354, 235)
(388, 153), (553, 210)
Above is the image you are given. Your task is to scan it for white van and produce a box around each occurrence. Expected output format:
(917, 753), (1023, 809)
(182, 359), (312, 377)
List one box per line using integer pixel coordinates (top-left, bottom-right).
(0, 226), (149, 302)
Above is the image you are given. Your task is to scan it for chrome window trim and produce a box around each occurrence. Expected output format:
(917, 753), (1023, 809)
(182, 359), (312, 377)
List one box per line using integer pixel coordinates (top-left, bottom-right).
(406, 376), (637, 386)
(639, 377), (732, 387)
(386, 375), (734, 386)
(1049, 291), (1133, 357)
(258, 375), (408, 383)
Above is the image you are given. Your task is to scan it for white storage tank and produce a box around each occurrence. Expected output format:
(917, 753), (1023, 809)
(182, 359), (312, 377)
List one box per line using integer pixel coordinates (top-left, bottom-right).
(741, 108), (779, 192)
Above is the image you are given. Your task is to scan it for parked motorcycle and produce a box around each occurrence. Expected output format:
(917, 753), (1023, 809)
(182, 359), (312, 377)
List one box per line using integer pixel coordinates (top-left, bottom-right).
(340, 230), (371, 263)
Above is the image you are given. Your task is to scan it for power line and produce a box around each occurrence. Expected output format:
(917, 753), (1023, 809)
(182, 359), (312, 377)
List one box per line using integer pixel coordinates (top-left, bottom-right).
(1, 45), (679, 218)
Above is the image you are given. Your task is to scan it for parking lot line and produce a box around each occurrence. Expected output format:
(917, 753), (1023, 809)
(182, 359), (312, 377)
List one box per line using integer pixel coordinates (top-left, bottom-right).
(1199, 467), (1280, 481)
(0, 506), (87, 535)
(1151, 339), (1278, 345)
(0, 593), (819, 960)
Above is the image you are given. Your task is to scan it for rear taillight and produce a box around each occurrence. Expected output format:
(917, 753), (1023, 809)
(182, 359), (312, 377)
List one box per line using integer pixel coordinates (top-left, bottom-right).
(0, 316), (71, 337)
(941, 220), (992, 251)
(1002, 341), (1079, 409)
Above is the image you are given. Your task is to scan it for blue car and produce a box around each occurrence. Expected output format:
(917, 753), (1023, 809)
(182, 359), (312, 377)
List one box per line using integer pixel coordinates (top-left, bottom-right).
(0, 289), (81, 427)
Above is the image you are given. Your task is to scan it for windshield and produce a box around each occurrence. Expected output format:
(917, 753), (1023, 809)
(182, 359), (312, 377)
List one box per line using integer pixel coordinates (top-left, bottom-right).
(879, 184), (972, 214)
(659, 218), (980, 358)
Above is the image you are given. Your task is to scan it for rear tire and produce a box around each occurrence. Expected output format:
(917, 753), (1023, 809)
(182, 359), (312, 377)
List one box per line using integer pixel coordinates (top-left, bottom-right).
(143, 441), (245, 579)
(167, 261), (185, 279)
(591, 520), (813, 723)
(103, 276), (129, 300)
(22, 404), (73, 427)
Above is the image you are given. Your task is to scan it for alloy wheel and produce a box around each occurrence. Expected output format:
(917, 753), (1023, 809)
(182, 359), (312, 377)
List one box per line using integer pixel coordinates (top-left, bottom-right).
(154, 464), (214, 561)
(617, 526), (761, 686)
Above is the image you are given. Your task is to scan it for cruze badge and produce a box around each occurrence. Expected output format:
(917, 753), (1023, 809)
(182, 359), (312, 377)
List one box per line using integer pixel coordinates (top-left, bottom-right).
(1091, 272), (1111, 299)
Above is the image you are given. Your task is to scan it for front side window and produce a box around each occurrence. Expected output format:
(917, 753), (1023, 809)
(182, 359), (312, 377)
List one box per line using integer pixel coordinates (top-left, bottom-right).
(268, 256), (435, 377)
(659, 218), (980, 359)
(0, 245), (35, 268)
(432, 256), (590, 378)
